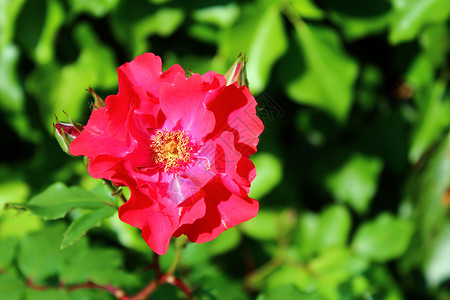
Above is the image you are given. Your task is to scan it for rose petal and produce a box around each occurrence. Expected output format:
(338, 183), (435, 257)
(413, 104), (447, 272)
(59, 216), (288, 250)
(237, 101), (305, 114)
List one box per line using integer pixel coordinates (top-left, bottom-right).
(119, 53), (185, 97)
(118, 187), (178, 255)
(159, 73), (217, 140)
(175, 178), (258, 243)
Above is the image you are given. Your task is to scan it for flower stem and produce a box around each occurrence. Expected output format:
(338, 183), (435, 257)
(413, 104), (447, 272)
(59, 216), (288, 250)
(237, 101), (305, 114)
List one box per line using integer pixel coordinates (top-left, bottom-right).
(103, 179), (127, 204)
(167, 236), (188, 276)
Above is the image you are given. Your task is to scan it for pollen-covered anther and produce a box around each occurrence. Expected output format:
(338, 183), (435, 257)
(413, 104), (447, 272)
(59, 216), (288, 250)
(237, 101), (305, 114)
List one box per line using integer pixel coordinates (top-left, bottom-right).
(150, 128), (194, 173)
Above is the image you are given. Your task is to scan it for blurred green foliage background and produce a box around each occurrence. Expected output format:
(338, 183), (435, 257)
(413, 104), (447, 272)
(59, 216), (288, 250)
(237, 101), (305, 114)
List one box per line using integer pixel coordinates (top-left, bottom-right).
(1, 0), (449, 299)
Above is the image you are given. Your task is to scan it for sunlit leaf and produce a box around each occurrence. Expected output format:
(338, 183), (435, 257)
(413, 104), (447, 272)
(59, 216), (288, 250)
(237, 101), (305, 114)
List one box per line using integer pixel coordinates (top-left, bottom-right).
(325, 154), (383, 214)
(15, 0), (64, 64)
(8, 182), (115, 220)
(61, 205), (116, 248)
(249, 152), (283, 199)
(293, 212), (319, 258)
(17, 223), (65, 283)
(257, 284), (321, 300)
(68, 0), (119, 18)
(324, 0), (392, 39)
(0, 238), (17, 270)
(316, 205), (352, 251)
(408, 59), (450, 162)
(25, 289), (71, 300)
(425, 222), (450, 287)
(389, 0), (450, 44)
(290, 0), (324, 20)
(420, 24), (449, 68)
(239, 210), (278, 241)
(266, 266), (316, 294)
(111, 0), (184, 57)
(284, 23), (358, 122)
(352, 214), (414, 262)
(0, 0), (27, 47)
(192, 3), (240, 28)
(190, 265), (249, 300)
(310, 247), (369, 284)
(0, 272), (25, 300)
(25, 23), (117, 131)
(218, 3), (288, 94)
(330, 13), (391, 40)
(0, 44), (24, 113)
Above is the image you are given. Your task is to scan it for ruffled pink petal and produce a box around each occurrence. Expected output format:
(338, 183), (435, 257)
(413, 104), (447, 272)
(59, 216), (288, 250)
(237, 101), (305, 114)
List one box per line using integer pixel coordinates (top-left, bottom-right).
(202, 131), (254, 196)
(178, 198), (206, 227)
(104, 72), (137, 142)
(159, 73), (216, 140)
(201, 71), (227, 90)
(118, 53), (185, 97)
(228, 85), (264, 156)
(70, 108), (131, 160)
(174, 179), (259, 243)
(206, 84), (263, 156)
(118, 187), (178, 255)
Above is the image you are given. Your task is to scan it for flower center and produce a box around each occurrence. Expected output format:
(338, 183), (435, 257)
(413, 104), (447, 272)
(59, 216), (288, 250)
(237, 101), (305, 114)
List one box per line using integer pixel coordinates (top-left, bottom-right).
(150, 129), (194, 173)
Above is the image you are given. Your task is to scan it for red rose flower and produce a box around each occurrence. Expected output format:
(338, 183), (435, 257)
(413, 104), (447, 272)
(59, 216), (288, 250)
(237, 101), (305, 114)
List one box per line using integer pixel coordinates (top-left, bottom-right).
(70, 53), (264, 255)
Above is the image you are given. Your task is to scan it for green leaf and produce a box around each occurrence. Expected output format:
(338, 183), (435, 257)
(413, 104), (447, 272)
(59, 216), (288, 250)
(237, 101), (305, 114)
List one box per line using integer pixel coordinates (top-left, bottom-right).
(389, 0), (450, 44)
(0, 238), (17, 270)
(249, 152), (283, 199)
(239, 210), (279, 241)
(408, 72), (450, 163)
(111, 0), (184, 57)
(330, 12), (391, 40)
(309, 247), (369, 284)
(182, 227), (242, 268)
(0, 0), (27, 47)
(290, 0), (324, 20)
(68, 0), (119, 18)
(192, 2), (240, 28)
(425, 222), (450, 287)
(17, 223), (66, 283)
(59, 245), (123, 285)
(218, 3), (288, 94)
(25, 289), (71, 300)
(60, 237), (139, 288)
(10, 182), (114, 220)
(352, 214), (414, 262)
(316, 205), (352, 251)
(190, 265), (249, 300)
(0, 44), (24, 114)
(266, 265), (316, 293)
(25, 23), (117, 131)
(0, 272), (25, 300)
(293, 212), (319, 258)
(15, 0), (64, 64)
(322, 0), (392, 40)
(284, 23), (358, 122)
(0, 179), (29, 207)
(420, 24), (449, 68)
(61, 205), (116, 248)
(199, 227), (241, 256)
(410, 132), (450, 240)
(34, 0), (65, 64)
(257, 284), (321, 300)
(325, 154), (383, 214)
(0, 195), (43, 240)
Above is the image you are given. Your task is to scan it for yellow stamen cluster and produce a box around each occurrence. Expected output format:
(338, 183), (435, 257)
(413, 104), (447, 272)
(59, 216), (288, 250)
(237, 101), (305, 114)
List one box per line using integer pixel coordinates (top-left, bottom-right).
(150, 129), (193, 173)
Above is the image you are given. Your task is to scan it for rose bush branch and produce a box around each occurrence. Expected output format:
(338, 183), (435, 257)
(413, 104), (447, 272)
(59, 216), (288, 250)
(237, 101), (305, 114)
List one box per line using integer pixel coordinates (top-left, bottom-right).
(25, 252), (194, 300)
